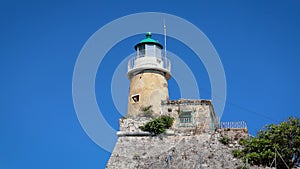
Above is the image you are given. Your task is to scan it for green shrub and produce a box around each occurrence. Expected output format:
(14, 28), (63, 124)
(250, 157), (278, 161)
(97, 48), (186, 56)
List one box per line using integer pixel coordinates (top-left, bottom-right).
(219, 136), (230, 145)
(232, 149), (243, 158)
(238, 138), (247, 145)
(139, 115), (174, 135)
(159, 115), (174, 128)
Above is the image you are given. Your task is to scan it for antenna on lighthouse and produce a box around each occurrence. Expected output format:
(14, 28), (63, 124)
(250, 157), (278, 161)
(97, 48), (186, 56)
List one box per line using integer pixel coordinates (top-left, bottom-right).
(163, 19), (167, 59)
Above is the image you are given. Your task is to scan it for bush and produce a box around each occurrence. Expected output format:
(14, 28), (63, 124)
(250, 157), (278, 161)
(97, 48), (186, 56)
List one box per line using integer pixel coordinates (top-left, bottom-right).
(159, 115), (174, 128)
(139, 115), (174, 135)
(232, 149), (243, 158)
(219, 136), (230, 145)
(139, 119), (166, 135)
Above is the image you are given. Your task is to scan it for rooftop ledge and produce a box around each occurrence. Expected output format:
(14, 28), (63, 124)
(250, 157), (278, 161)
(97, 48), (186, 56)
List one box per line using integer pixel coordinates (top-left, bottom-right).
(117, 130), (175, 137)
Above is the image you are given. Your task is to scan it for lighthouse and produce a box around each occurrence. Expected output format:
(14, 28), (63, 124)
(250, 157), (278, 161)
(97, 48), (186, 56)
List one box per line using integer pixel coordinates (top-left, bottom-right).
(106, 31), (247, 169)
(127, 32), (171, 117)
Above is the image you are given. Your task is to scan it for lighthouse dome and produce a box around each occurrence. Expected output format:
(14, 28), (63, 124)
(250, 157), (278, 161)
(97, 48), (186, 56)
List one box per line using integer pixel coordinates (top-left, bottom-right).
(134, 32), (163, 50)
(127, 32), (171, 80)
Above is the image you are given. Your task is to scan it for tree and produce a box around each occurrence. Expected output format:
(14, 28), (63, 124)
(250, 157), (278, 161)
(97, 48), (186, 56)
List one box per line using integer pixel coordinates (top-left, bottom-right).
(234, 117), (300, 168)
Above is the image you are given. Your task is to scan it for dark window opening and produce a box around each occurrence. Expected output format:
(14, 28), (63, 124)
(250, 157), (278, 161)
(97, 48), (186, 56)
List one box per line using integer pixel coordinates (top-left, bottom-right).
(132, 94), (140, 103)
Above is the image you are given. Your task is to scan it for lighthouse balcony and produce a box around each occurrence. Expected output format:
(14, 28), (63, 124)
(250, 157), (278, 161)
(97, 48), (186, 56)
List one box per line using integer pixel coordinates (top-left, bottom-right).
(127, 55), (171, 78)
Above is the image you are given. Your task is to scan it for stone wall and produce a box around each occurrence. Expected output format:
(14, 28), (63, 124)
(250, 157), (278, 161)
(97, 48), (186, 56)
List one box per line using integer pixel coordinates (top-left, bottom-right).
(120, 99), (218, 135)
(106, 119), (278, 168)
(106, 99), (274, 169)
(161, 99), (218, 134)
(106, 133), (244, 169)
(119, 117), (151, 133)
(106, 129), (275, 169)
(217, 128), (249, 146)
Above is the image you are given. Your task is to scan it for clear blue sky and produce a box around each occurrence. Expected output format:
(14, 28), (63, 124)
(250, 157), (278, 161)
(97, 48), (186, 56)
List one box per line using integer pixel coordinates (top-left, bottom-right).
(1, 1), (300, 168)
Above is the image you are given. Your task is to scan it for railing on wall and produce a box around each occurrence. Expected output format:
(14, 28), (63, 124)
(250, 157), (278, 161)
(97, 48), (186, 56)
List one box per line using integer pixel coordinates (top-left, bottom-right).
(219, 121), (247, 129)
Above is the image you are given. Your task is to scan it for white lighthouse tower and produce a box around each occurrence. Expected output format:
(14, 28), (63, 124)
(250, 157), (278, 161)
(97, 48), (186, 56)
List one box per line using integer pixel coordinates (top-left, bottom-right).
(127, 32), (171, 117)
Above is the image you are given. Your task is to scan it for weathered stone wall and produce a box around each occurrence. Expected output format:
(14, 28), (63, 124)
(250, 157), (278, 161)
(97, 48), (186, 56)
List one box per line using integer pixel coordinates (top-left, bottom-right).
(217, 128), (249, 146)
(119, 117), (151, 133)
(121, 99), (218, 134)
(106, 128), (275, 169)
(106, 99), (270, 169)
(106, 120), (278, 167)
(161, 99), (218, 134)
(107, 133), (234, 169)
(106, 130), (255, 169)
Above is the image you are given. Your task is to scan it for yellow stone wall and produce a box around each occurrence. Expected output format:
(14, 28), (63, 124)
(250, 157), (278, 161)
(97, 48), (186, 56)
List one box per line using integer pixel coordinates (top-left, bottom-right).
(127, 72), (169, 117)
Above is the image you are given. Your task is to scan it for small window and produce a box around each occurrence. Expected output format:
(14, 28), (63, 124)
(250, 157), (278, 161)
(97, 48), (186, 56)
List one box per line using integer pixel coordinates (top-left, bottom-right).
(131, 94), (140, 103)
(137, 45), (145, 58)
(178, 111), (194, 127)
(145, 44), (155, 57)
(179, 111), (192, 123)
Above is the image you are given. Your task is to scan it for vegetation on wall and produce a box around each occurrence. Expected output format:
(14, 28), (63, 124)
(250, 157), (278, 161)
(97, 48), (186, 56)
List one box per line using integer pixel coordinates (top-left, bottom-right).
(219, 136), (230, 145)
(232, 117), (300, 168)
(139, 115), (174, 135)
(140, 105), (154, 117)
